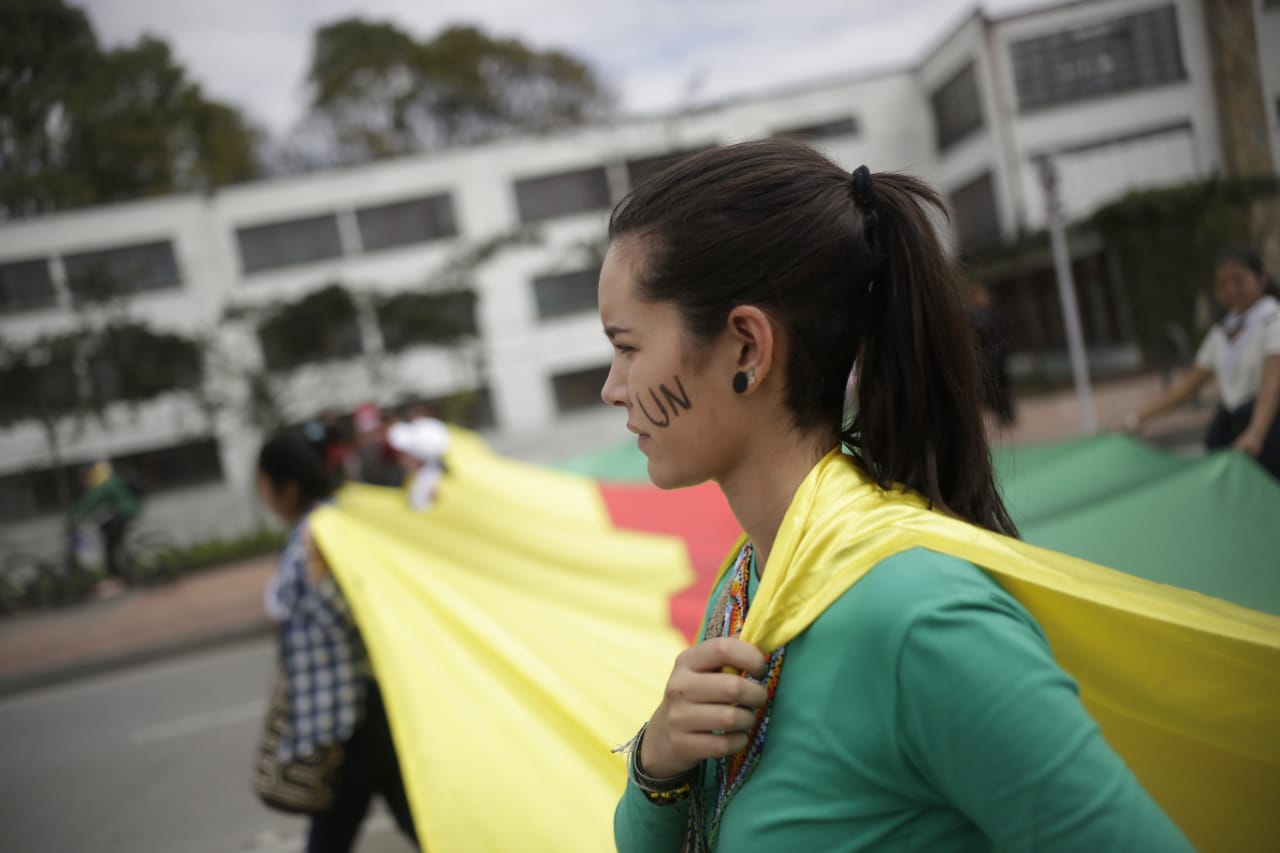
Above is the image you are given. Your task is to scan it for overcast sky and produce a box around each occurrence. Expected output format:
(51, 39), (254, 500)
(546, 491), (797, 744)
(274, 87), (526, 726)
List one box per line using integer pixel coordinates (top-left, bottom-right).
(81, 0), (1049, 136)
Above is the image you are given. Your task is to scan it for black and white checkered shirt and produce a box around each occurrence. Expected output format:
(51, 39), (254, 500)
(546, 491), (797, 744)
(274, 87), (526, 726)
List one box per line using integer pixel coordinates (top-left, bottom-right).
(266, 513), (368, 761)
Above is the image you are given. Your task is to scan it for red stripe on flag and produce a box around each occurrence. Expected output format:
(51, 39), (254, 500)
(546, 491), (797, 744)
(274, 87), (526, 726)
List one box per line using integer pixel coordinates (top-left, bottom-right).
(598, 482), (740, 642)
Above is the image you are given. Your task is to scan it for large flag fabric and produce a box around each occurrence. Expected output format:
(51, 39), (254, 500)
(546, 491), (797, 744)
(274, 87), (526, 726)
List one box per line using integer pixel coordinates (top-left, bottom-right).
(312, 429), (1280, 852)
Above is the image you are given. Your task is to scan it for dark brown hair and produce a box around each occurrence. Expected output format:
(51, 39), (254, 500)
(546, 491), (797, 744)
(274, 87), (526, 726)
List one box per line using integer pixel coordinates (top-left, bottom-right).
(609, 139), (1017, 536)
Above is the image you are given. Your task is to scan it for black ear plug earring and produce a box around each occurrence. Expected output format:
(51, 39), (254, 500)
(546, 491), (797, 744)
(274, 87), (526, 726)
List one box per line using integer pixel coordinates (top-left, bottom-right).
(732, 371), (749, 394)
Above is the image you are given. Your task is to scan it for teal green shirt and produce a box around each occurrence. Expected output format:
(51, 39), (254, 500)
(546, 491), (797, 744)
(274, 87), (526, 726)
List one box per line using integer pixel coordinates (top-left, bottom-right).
(615, 548), (1192, 852)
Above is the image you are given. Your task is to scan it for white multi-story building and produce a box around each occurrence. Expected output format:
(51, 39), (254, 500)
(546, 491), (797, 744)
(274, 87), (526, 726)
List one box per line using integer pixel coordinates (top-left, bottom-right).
(1, 0), (1275, 552)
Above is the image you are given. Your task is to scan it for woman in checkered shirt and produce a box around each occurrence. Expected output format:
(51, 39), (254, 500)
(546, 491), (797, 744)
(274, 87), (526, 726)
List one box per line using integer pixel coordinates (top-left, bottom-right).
(257, 433), (418, 852)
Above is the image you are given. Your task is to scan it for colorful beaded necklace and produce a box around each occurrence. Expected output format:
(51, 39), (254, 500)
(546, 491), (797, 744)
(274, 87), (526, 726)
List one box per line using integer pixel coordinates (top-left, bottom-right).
(689, 542), (787, 850)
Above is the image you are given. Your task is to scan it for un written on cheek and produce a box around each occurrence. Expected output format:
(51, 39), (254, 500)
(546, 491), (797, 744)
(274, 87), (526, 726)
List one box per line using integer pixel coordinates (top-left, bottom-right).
(637, 375), (693, 429)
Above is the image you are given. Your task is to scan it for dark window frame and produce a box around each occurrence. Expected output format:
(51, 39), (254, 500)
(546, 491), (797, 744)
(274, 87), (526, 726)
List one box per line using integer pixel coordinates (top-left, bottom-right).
(930, 61), (985, 152)
(356, 194), (458, 253)
(513, 166), (612, 223)
(0, 258), (58, 314)
(63, 241), (181, 303)
(772, 116), (861, 141)
(236, 213), (343, 275)
(1009, 4), (1187, 113)
(551, 364), (611, 414)
(949, 171), (1002, 254)
(531, 267), (600, 320)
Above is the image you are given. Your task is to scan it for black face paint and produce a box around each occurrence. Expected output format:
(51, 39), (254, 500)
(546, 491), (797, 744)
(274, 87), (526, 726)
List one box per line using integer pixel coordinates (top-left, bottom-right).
(638, 376), (692, 429)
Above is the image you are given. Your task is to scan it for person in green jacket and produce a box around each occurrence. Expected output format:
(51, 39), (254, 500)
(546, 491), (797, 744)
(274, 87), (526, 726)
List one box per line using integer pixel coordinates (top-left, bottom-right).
(71, 461), (143, 582)
(597, 140), (1192, 852)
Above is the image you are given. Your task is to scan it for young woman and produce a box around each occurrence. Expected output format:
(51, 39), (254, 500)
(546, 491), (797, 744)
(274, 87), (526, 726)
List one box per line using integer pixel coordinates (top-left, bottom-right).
(1127, 248), (1280, 479)
(256, 433), (418, 853)
(600, 140), (1192, 851)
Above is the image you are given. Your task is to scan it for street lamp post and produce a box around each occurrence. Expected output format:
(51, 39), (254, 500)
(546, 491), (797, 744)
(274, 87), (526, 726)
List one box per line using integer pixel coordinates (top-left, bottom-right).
(1037, 154), (1097, 435)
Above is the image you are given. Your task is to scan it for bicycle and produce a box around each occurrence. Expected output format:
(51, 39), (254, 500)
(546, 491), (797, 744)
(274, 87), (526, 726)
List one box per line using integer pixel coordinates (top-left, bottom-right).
(0, 526), (183, 614)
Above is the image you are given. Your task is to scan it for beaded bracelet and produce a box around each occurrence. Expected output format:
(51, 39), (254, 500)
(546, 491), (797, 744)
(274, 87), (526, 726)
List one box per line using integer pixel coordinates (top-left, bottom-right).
(616, 723), (699, 806)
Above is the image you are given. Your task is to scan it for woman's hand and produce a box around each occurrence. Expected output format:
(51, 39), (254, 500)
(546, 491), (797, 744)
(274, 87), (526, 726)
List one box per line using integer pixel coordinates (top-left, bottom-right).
(1232, 430), (1264, 458)
(639, 636), (769, 779)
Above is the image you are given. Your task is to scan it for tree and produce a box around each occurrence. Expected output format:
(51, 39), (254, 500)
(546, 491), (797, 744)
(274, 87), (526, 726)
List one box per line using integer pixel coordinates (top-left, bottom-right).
(303, 19), (612, 163)
(0, 0), (261, 219)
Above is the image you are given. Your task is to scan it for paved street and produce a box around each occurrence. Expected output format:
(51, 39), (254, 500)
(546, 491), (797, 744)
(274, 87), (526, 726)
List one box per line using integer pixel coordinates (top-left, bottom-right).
(0, 637), (415, 853)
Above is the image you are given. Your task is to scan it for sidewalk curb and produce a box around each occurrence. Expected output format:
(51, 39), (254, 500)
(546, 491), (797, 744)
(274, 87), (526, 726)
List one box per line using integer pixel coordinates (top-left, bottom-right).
(0, 618), (274, 701)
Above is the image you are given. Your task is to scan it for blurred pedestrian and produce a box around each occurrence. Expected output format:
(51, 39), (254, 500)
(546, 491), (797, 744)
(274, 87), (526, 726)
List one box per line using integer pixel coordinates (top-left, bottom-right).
(254, 433), (417, 853)
(970, 282), (1016, 425)
(71, 460), (144, 594)
(1126, 248), (1280, 479)
(388, 415), (451, 510)
(350, 403), (402, 487)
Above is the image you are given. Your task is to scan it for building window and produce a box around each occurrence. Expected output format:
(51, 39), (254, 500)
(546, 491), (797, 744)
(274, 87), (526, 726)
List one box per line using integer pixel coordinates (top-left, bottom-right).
(950, 171), (1002, 254)
(63, 241), (181, 303)
(532, 268), (599, 319)
(551, 364), (611, 414)
(0, 462), (82, 522)
(0, 438), (222, 522)
(513, 166), (611, 223)
(112, 438), (224, 494)
(625, 148), (708, 189)
(930, 62), (985, 152)
(0, 258), (57, 314)
(772, 116), (861, 140)
(356, 194), (457, 253)
(376, 290), (478, 353)
(1010, 5), (1186, 112)
(236, 214), (343, 274)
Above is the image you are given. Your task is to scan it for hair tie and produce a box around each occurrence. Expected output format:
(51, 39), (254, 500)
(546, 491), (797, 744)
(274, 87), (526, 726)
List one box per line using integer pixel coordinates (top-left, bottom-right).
(850, 165), (875, 210)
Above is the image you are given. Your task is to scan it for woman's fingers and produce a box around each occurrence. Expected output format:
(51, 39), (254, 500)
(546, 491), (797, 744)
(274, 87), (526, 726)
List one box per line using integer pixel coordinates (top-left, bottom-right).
(667, 671), (768, 710)
(666, 701), (759, 736)
(678, 636), (768, 678)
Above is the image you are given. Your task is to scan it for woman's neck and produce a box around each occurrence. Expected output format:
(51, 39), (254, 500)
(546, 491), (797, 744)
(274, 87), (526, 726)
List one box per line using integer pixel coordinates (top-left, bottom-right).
(717, 426), (835, 576)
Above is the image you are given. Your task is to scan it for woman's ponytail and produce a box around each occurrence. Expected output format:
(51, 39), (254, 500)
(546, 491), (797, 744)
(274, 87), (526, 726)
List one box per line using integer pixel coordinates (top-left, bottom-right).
(844, 172), (1018, 537)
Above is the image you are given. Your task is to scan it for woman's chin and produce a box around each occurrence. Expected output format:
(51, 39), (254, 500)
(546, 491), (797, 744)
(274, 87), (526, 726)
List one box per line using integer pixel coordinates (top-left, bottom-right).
(646, 459), (704, 491)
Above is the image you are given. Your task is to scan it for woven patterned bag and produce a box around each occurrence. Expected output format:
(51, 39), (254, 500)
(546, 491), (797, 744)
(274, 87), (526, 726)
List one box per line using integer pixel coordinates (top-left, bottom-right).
(252, 671), (344, 814)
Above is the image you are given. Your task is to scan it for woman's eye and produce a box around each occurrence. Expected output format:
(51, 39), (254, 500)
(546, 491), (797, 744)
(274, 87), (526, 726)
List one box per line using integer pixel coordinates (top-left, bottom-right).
(614, 344), (635, 355)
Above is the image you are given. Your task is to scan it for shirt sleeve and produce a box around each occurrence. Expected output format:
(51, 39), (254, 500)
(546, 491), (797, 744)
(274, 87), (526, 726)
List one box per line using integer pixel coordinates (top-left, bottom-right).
(1262, 315), (1280, 358)
(1194, 327), (1220, 371)
(896, 593), (1195, 853)
(614, 779), (692, 853)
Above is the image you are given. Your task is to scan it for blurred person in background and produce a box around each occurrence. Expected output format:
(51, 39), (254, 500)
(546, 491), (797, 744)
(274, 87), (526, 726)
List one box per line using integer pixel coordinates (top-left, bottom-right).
(388, 412), (451, 510)
(969, 282), (1016, 426)
(1126, 248), (1280, 480)
(349, 403), (403, 486)
(71, 460), (144, 594)
(256, 433), (417, 853)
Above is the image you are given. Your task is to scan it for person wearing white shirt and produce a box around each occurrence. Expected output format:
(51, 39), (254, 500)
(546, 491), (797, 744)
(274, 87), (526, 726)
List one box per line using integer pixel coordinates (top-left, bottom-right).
(1127, 248), (1280, 479)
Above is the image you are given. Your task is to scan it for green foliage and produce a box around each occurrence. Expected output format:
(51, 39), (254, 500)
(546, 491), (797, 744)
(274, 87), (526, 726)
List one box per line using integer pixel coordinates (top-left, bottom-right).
(1089, 176), (1279, 360)
(177, 527), (285, 572)
(0, 322), (203, 426)
(376, 290), (477, 352)
(0, 0), (261, 218)
(89, 323), (203, 408)
(257, 283), (362, 372)
(0, 335), (80, 424)
(305, 20), (612, 162)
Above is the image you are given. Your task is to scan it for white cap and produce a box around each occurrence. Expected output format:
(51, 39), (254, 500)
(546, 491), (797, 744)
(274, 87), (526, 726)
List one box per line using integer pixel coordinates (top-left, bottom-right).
(387, 418), (451, 462)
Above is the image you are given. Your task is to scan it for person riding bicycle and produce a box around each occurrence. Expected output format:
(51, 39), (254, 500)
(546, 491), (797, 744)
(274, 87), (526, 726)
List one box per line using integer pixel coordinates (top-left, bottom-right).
(71, 461), (144, 584)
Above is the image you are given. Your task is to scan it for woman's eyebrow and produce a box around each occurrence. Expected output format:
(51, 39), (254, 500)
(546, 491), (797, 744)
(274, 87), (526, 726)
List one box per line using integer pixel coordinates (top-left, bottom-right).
(604, 325), (632, 340)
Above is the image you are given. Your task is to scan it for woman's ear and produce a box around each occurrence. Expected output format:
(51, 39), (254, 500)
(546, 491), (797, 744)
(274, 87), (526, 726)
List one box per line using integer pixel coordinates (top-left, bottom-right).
(725, 305), (777, 392)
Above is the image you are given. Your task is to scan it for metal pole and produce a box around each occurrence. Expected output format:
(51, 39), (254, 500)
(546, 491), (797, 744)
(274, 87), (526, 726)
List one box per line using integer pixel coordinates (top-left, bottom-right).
(1038, 154), (1097, 434)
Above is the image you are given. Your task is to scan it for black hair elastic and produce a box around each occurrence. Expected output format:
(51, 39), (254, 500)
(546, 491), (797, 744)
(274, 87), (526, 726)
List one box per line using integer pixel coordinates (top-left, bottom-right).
(850, 165), (875, 210)
(851, 165), (882, 292)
